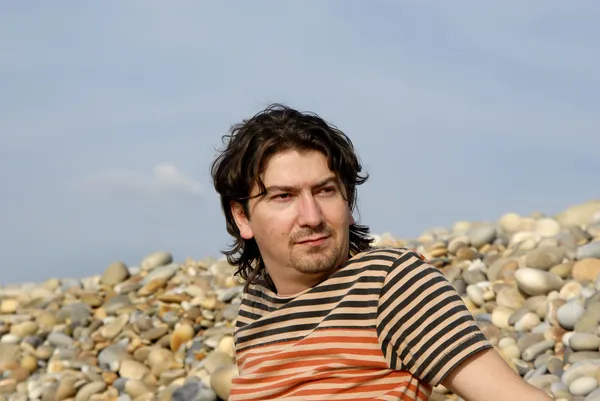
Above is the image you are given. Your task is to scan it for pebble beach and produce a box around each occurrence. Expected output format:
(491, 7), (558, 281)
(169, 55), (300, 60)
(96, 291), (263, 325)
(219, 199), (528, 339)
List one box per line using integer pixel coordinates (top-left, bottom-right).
(1, 199), (600, 401)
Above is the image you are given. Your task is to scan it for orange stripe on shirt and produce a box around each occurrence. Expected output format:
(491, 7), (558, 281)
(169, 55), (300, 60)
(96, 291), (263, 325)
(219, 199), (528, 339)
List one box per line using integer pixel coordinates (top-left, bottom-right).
(236, 332), (380, 365)
(232, 369), (408, 395)
(234, 367), (391, 385)
(246, 346), (385, 370)
(231, 370), (419, 400)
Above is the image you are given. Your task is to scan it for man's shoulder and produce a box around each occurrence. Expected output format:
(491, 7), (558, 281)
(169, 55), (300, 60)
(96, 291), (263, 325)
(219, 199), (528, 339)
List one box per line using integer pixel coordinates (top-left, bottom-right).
(335, 246), (429, 280)
(348, 246), (428, 267)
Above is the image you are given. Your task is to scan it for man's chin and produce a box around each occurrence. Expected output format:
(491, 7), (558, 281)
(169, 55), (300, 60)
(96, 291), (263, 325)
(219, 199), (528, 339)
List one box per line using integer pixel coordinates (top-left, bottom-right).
(291, 251), (339, 275)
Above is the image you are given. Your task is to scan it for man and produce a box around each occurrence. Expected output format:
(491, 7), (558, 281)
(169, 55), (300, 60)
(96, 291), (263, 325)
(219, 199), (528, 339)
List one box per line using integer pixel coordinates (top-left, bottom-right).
(210, 104), (552, 401)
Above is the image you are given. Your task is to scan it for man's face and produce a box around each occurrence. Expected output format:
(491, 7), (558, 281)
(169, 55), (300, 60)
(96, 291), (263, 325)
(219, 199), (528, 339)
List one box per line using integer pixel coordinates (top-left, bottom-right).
(231, 149), (352, 294)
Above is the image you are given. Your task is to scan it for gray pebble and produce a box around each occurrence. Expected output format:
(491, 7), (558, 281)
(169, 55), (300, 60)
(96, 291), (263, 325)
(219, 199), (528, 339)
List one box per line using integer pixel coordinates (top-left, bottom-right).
(113, 378), (128, 393)
(47, 332), (74, 348)
(557, 301), (585, 330)
(577, 242), (600, 260)
(142, 264), (179, 285)
(103, 294), (132, 315)
(217, 286), (243, 302)
(525, 246), (565, 270)
(56, 302), (92, 326)
(172, 381), (217, 401)
(569, 333), (600, 351)
(98, 343), (131, 372)
(523, 340), (555, 362)
(60, 279), (82, 291)
(468, 224), (497, 248)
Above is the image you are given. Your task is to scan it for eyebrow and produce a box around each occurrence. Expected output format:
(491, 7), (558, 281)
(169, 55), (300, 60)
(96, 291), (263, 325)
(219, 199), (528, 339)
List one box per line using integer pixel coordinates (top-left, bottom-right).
(264, 175), (338, 194)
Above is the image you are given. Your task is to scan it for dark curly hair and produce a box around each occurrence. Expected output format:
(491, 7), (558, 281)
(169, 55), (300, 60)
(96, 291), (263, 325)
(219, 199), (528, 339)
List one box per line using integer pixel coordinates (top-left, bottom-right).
(210, 103), (373, 292)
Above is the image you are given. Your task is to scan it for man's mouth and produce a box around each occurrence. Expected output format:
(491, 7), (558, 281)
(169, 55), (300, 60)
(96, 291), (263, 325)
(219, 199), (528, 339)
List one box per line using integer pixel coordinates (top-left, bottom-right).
(297, 235), (329, 245)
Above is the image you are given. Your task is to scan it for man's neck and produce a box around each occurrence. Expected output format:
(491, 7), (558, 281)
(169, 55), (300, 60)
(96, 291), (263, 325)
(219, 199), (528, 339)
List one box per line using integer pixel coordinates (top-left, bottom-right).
(262, 250), (355, 295)
(272, 272), (328, 296)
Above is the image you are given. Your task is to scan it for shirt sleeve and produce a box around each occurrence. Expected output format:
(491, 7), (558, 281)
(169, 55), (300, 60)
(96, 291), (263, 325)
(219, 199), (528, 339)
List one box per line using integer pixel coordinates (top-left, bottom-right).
(376, 249), (492, 386)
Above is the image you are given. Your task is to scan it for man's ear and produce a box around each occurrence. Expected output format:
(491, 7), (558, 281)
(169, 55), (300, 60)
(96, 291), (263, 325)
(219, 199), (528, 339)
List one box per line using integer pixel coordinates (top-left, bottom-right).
(231, 201), (254, 240)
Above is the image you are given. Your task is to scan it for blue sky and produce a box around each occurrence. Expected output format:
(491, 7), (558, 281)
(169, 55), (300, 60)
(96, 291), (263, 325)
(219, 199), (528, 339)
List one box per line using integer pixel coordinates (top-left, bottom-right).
(1, 1), (599, 283)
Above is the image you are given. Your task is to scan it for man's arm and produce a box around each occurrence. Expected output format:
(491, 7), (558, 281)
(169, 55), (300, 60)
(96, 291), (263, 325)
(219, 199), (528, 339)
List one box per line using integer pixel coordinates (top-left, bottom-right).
(441, 348), (553, 401)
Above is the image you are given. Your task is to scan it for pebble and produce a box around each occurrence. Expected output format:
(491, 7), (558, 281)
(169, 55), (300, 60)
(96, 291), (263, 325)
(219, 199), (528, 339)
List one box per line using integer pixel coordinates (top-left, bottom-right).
(514, 312), (540, 332)
(172, 380), (217, 401)
(211, 364), (239, 400)
(557, 302), (586, 330)
(75, 381), (107, 401)
(1, 201), (600, 400)
(56, 302), (91, 325)
(525, 246), (565, 270)
(0, 299), (18, 314)
(569, 376), (598, 396)
(498, 212), (522, 234)
(119, 360), (150, 380)
(47, 332), (75, 348)
(533, 218), (561, 238)
(468, 224), (497, 248)
(555, 200), (600, 227)
(100, 261), (131, 287)
(515, 268), (564, 296)
(569, 333), (600, 351)
(573, 258), (600, 282)
(141, 251), (173, 271)
(577, 242), (600, 260)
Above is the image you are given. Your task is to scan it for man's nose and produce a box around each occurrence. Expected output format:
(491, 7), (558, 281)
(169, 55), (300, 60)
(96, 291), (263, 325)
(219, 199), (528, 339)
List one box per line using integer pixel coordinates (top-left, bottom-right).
(297, 194), (324, 227)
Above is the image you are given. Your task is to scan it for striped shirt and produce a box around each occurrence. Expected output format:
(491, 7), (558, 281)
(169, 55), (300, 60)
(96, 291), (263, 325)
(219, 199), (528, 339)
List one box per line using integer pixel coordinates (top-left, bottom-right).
(230, 247), (492, 401)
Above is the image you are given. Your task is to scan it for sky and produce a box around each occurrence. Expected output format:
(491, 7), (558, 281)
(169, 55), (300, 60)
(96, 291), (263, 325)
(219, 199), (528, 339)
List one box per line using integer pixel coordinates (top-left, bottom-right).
(1, 1), (599, 284)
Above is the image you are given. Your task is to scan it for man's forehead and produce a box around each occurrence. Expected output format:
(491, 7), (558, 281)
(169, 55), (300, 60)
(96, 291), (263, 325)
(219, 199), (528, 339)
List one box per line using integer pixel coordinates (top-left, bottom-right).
(264, 174), (339, 190)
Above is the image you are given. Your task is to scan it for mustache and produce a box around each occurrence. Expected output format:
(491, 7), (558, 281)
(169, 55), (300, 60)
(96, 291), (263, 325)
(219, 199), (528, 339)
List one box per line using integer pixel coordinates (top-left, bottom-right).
(289, 224), (332, 244)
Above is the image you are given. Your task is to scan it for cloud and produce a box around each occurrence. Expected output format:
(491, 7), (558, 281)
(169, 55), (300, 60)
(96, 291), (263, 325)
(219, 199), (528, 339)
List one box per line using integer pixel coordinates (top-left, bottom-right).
(76, 162), (203, 201)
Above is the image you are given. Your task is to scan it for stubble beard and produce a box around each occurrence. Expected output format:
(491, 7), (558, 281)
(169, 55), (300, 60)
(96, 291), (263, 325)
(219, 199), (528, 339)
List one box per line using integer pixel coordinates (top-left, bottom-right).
(288, 223), (346, 275)
(289, 238), (341, 275)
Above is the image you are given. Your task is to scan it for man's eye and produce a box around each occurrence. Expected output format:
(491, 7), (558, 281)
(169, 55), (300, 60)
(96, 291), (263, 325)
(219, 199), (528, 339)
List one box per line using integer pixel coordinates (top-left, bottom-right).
(320, 187), (336, 194)
(273, 193), (291, 200)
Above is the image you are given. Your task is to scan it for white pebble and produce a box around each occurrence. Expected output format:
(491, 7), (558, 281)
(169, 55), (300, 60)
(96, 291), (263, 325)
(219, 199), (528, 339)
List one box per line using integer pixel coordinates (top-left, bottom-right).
(569, 376), (598, 396)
